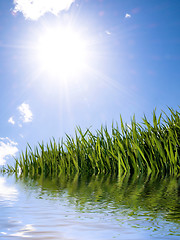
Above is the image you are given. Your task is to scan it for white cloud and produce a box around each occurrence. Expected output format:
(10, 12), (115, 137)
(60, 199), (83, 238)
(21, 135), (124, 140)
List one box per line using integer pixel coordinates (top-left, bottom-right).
(18, 103), (33, 123)
(8, 116), (15, 125)
(125, 13), (131, 18)
(13, 0), (75, 20)
(105, 30), (111, 35)
(0, 137), (18, 165)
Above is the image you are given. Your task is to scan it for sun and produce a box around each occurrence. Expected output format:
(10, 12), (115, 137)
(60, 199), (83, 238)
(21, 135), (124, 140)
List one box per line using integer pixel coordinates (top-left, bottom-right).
(36, 26), (87, 77)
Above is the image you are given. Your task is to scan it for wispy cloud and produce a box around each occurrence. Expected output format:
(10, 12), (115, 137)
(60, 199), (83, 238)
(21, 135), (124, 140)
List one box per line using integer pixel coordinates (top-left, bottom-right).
(0, 137), (18, 165)
(8, 116), (15, 125)
(105, 30), (111, 35)
(125, 13), (131, 18)
(13, 0), (75, 20)
(18, 103), (33, 123)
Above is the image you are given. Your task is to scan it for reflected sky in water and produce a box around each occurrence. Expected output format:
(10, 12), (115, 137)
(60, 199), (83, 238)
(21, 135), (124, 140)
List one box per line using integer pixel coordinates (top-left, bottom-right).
(0, 177), (18, 202)
(0, 173), (180, 240)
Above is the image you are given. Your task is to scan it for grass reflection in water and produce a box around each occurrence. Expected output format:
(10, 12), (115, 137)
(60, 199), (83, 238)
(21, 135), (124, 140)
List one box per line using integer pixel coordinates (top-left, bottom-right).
(14, 172), (180, 236)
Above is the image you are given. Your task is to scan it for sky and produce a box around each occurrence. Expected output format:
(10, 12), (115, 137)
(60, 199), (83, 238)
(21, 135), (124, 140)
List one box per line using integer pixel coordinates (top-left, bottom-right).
(0, 0), (180, 165)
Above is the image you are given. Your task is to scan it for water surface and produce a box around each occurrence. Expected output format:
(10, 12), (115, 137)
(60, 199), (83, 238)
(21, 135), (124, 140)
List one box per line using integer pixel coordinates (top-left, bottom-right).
(0, 173), (180, 239)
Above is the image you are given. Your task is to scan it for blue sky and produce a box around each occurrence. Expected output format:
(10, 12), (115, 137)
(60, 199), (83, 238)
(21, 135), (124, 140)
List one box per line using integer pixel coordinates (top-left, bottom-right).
(0, 0), (180, 165)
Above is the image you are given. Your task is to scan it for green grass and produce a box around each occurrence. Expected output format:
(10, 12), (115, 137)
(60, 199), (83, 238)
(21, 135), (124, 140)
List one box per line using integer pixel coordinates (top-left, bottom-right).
(7, 107), (180, 177)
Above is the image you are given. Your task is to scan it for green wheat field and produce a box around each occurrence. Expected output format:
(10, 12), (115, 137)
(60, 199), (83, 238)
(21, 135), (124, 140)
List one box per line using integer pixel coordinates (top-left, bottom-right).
(3, 107), (180, 177)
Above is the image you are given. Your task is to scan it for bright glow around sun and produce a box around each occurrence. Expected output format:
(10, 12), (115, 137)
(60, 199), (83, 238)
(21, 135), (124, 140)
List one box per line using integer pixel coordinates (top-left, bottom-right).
(37, 26), (87, 77)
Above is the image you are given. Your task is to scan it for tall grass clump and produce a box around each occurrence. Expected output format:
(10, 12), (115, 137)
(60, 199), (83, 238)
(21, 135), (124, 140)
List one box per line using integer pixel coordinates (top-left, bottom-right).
(11, 107), (180, 177)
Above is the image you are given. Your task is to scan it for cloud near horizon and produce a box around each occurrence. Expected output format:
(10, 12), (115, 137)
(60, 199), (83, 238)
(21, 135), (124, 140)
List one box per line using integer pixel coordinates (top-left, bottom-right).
(13, 0), (75, 20)
(18, 103), (33, 123)
(0, 137), (18, 165)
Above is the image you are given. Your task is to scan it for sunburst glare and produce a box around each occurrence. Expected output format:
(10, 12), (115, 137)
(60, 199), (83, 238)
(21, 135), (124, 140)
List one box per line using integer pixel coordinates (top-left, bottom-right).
(36, 26), (88, 78)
